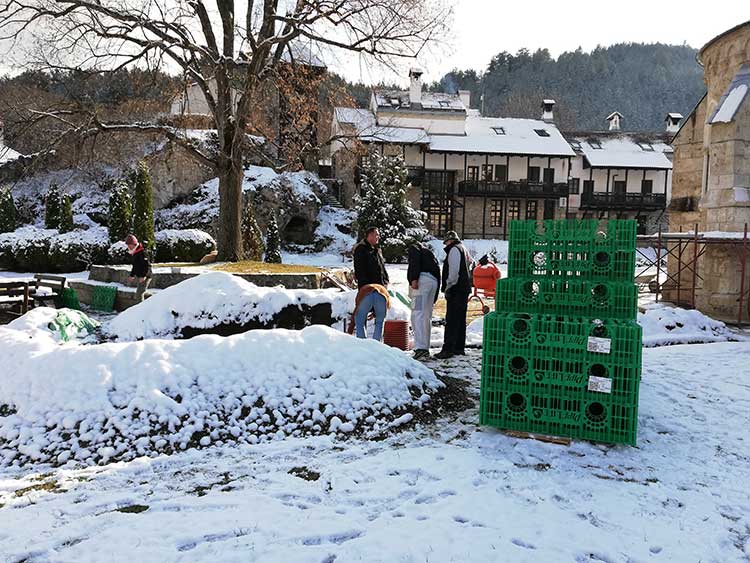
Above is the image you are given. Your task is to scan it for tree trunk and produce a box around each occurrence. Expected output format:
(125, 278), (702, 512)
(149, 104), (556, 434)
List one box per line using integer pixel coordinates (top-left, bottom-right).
(216, 152), (244, 261)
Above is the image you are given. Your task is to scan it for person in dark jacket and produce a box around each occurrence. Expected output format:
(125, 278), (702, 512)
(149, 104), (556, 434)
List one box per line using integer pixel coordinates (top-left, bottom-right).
(407, 242), (440, 360)
(352, 227), (389, 339)
(436, 231), (473, 359)
(125, 234), (151, 302)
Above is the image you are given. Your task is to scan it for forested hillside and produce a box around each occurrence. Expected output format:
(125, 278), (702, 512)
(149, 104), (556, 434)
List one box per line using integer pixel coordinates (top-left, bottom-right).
(428, 43), (705, 131)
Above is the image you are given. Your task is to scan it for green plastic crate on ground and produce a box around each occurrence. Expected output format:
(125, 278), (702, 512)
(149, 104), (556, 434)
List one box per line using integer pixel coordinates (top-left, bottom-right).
(480, 383), (639, 446)
(90, 285), (117, 312)
(56, 287), (81, 310)
(508, 219), (637, 250)
(494, 277), (639, 320)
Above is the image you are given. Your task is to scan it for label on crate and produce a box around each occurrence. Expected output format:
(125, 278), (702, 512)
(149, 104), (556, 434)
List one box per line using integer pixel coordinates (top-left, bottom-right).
(588, 376), (612, 394)
(587, 336), (611, 354)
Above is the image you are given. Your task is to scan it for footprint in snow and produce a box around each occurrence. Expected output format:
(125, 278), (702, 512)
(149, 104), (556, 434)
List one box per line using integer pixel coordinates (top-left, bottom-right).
(650, 546), (663, 555)
(511, 538), (537, 550)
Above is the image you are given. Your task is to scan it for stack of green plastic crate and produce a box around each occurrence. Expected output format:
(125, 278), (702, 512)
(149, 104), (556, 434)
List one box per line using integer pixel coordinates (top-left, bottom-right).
(480, 219), (642, 445)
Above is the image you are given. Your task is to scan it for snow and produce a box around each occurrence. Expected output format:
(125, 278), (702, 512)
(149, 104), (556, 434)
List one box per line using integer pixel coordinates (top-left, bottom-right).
(638, 303), (743, 347)
(574, 135), (673, 169)
(7, 307), (98, 343)
(310, 206), (357, 254)
(709, 84), (748, 124)
(1, 343), (749, 561)
(0, 142), (23, 164)
(155, 228), (216, 246)
(0, 322), (441, 467)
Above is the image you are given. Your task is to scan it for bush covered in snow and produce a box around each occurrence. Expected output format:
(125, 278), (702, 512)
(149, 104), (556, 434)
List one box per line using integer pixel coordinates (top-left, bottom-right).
(0, 322), (442, 467)
(154, 229), (216, 263)
(355, 153), (428, 263)
(264, 212), (282, 263)
(0, 187), (17, 233)
(108, 180), (133, 243)
(130, 161), (155, 251)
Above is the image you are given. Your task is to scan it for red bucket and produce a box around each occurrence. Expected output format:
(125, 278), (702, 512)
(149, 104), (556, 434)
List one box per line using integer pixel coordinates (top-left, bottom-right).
(383, 319), (410, 350)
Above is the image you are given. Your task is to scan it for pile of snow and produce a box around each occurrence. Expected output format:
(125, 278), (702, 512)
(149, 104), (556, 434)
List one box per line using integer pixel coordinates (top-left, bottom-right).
(7, 307), (98, 343)
(638, 303), (742, 347)
(105, 272), (409, 341)
(312, 206), (357, 253)
(0, 323), (441, 466)
(155, 228), (215, 246)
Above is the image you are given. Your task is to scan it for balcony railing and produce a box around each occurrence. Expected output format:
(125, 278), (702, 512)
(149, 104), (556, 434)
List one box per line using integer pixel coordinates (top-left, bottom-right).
(580, 191), (667, 210)
(456, 179), (570, 197)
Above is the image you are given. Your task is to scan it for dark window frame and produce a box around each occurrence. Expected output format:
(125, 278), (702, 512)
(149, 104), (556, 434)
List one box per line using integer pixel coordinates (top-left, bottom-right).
(525, 200), (538, 220)
(569, 178), (580, 194)
(490, 199), (503, 228)
(481, 164), (494, 181)
(494, 164), (508, 182)
(466, 166), (479, 182)
(528, 166), (541, 183)
(543, 167), (555, 185)
(508, 199), (521, 221)
(534, 129), (551, 137)
(641, 179), (654, 194)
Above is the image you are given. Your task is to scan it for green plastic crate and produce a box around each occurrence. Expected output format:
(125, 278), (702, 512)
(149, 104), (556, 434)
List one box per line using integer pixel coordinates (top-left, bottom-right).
(90, 285), (117, 312)
(57, 287), (81, 310)
(494, 278), (639, 320)
(508, 219), (637, 249)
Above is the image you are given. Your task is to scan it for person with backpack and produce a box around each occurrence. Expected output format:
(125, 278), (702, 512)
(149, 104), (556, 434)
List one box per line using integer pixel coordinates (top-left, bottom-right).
(125, 234), (151, 303)
(352, 227), (390, 340)
(436, 231), (473, 360)
(407, 241), (440, 360)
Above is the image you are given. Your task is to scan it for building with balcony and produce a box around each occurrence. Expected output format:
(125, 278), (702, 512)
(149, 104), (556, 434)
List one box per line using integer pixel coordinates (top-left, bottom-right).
(563, 112), (676, 234)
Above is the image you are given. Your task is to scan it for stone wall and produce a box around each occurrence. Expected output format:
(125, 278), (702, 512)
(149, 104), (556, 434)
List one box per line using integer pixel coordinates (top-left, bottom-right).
(669, 97), (707, 232)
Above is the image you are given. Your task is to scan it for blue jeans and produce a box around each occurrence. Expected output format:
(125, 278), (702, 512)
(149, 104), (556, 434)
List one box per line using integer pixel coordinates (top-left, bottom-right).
(355, 291), (387, 340)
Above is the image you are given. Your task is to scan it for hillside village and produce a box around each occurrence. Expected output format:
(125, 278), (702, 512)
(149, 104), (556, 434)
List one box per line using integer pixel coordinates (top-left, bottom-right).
(0, 5), (749, 562)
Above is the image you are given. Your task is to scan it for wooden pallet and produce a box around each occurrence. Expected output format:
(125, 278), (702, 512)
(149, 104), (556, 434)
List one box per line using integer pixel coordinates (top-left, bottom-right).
(504, 430), (572, 446)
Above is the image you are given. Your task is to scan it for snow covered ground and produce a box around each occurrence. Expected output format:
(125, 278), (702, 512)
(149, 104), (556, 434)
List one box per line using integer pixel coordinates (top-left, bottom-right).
(1, 342), (749, 562)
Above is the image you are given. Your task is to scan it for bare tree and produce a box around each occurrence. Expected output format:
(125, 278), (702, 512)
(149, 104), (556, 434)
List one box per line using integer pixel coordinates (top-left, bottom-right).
(0, 0), (451, 260)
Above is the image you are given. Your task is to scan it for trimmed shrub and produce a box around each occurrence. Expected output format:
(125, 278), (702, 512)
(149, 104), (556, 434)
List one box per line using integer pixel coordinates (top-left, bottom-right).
(241, 201), (264, 261)
(131, 161), (155, 251)
(108, 180), (133, 243)
(155, 229), (216, 263)
(0, 188), (17, 233)
(59, 194), (74, 234)
(44, 184), (62, 229)
(264, 212), (282, 263)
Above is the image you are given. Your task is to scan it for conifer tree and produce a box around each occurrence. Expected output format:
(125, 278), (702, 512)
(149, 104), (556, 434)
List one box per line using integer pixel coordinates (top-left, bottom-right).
(58, 193), (74, 233)
(264, 212), (282, 264)
(130, 161), (155, 250)
(0, 188), (17, 233)
(241, 200), (264, 261)
(108, 180), (133, 243)
(45, 183), (62, 229)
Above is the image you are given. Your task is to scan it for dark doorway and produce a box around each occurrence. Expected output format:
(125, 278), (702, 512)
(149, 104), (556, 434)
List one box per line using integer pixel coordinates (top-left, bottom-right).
(543, 199), (556, 220)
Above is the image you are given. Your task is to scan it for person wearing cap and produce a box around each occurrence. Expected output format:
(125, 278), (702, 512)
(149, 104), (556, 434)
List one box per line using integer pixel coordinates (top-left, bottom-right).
(407, 241), (440, 360)
(436, 231), (473, 360)
(125, 234), (151, 302)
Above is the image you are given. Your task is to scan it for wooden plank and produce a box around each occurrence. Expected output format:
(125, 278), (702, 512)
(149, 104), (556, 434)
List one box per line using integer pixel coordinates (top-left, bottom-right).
(504, 429), (572, 446)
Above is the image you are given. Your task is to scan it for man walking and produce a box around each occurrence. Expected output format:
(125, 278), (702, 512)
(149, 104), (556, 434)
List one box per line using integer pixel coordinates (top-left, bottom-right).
(407, 242), (440, 360)
(352, 227), (390, 340)
(125, 234), (151, 303)
(436, 231), (472, 360)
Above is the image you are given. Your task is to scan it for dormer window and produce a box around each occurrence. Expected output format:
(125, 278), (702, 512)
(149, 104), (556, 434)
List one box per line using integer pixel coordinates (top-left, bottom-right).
(534, 129), (550, 137)
(390, 98), (400, 107)
(438, 100), (450, 108)
(588, 139), (602, 149)
(637, 142), (654, 151)
(492, 127), (506, 135)
(569, 140), (582, 150)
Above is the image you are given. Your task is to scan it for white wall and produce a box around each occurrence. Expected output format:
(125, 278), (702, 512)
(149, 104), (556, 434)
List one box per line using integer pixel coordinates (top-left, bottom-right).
(376, 111), (466, 135)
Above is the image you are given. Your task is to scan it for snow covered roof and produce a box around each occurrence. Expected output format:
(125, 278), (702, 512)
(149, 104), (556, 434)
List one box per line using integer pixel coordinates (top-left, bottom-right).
(564, 131), (673, 169)
(281, 41), (327, 69)
(708, 64), (750, 124)
(0, 142), (23, 164)
(373, 90), (466, 113)
(428, 115), (575, 157)
(334, 107), (429, 144)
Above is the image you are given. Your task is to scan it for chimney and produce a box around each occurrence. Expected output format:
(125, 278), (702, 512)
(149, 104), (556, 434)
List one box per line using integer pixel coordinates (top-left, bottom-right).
(606, 111), (623, 131)
(541, 99), (555, 122)
(458, 90), (471, 109)
(665, 112), (684, 134)
(409, 68), (423, 107)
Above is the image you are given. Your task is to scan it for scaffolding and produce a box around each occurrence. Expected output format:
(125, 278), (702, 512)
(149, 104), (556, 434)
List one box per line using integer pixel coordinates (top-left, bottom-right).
(636, 223), (750, 325)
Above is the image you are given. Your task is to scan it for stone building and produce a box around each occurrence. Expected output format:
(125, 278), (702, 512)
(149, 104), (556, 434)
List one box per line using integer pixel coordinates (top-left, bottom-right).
(331, 69), (677, 238)
(669, 20), (750, 322)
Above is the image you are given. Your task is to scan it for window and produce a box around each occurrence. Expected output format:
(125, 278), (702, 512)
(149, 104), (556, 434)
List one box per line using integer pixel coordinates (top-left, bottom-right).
(569, 140), (582, 151)
(482, 164), (494, 181)
(534, 129), (551, 137)
(528, 166), (541, 183)
(525, 200), (538, 220)
(569, 178), (580, 194)
(508, 200), (521, 221)
(641, 179), (653, 194)
(466, 166), (479, 182)
(543, 168), (555, 185)
(637, 142), (654, 151)
(588, 139), (602, 149)
(583, 179), (595, 194)
(494, 164), (508, 183)
(492, 127), (506, 135)
(614, 181), (627, 196)
(490, 200), (503, 228)
(438, 100), (450, 108)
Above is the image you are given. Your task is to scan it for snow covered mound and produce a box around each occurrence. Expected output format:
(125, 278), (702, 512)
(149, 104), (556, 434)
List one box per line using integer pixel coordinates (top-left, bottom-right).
(6, 307), (98, 343)
(106, 271), (353, 341)
(0, 324), (441, 467)
(638, 303), (742, 347)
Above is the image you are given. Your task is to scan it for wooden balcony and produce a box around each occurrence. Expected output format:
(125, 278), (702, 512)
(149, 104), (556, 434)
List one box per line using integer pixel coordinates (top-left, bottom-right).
(456, 180), (570, 198)
(580, 191), (667, 210)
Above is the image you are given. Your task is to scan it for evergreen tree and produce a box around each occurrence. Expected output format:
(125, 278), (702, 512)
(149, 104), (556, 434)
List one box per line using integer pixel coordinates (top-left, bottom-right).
(130, 161), (155, 250)
(241, 200), (264, 261)
(58, 193), (74, 233)
(45, 183), (62, 229)
(108, 180), (133, 243)
(0, 187), (17, 233)
(264, 212), (282, 264)
(355, 153), (426, 261)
